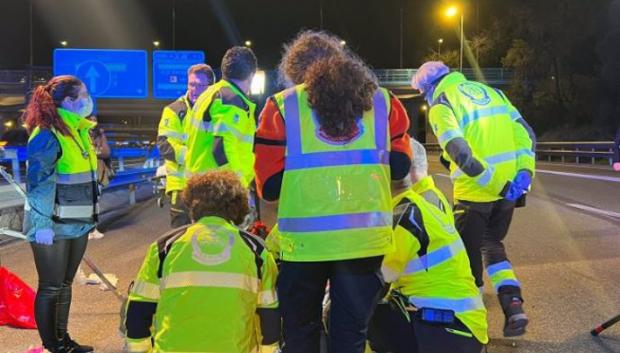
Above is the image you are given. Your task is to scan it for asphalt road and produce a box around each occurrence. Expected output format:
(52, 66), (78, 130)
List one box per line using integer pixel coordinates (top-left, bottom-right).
(1, 160), (619, 353)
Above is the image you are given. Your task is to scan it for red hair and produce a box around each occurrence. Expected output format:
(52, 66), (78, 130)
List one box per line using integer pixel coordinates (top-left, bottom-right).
(24, 75), (83, 136)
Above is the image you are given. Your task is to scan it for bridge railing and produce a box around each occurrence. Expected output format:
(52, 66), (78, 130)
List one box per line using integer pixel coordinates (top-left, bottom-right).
(374, 68), (513, 86)
(424, 141), (616, 166)
(0, 146), (161, 207)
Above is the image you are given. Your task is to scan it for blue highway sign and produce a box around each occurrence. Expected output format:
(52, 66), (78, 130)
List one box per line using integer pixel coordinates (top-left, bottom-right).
(53, 49), (148, 99)
(153, 50), (205, 99)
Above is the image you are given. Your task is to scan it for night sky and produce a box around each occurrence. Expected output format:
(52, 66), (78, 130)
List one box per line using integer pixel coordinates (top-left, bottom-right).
(0, 0), (489, 70)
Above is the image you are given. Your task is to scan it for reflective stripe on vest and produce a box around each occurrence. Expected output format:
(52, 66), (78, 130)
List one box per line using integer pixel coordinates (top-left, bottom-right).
(132, 279), (160, 300)
(189, 117), (212, 132)
(459, 105), (510, 129)
(278, 88), (389, 233)
(54, 205), (95, 219)
(279, 211), (392, 233)
(258, 290), (278, 306)
(160, 271), (259, 294)
(212, 121), (253, 144)
(283, 88), (388, 156)
(56, 171), (94, 184)
(403, 238), (466, 274)
(450, 148), (535, 180)
(409, 295), (485, 313)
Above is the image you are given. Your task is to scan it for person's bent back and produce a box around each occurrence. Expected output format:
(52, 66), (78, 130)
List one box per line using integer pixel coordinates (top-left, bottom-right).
(124, 171), (279, 353)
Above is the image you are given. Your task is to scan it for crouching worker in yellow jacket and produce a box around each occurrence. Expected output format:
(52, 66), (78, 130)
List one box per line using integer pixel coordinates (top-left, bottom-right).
(124, 170), (280, 353)
(367, 139), (488, 353)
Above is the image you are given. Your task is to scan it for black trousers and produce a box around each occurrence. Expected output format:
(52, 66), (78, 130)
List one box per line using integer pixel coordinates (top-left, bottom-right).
(453, 199), (516, 289)
(31, 235), (88, 349)
(277, 257), (384, 353)
(169, 190), (191, 228)
(368, 303), (483, 353)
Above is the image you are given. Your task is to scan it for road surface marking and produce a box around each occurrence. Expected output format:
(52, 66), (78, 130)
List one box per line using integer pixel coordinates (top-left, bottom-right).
(565, 203), (620, 219)
(537, 169), (620, 183)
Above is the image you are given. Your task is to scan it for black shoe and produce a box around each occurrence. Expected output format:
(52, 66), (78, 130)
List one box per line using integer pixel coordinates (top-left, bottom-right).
(63, 334), (93, 353)
(500, 295), (529, 337)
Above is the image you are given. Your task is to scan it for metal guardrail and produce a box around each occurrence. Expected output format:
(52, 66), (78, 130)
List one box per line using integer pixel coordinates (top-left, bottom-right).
(424, 141), (617, 166)
(536, 141), (615, 165)
(375, 68), (513, 87)
(0, 146), (161, 207)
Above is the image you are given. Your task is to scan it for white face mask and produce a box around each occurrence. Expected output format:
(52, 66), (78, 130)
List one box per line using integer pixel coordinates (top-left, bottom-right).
(76, 96), (94, 118)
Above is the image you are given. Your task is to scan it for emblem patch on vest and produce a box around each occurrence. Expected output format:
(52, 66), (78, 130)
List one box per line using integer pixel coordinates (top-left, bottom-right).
(457, 82), (491, 106)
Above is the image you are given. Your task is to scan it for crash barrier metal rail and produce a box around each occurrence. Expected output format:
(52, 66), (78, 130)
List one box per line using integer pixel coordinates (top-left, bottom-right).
(374, 68), (514, 87)
(423, 141), (617, 166)
(535, 141), (616, 165)
(0, 146), (161, 208)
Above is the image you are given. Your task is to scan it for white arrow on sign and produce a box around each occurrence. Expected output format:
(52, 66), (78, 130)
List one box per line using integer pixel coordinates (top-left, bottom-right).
(85, 65), (101, 93)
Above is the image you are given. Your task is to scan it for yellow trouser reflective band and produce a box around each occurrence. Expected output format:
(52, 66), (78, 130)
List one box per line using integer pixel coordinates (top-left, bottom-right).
(258, 290), (278, 306)
(54, 205), (93, 218)
(131, 279), (160, 300)
(126, 337), (152, 352)
(161, 271), (259, 293)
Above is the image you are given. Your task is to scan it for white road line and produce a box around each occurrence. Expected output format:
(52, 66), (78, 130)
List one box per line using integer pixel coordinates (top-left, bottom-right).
(434, 169), (620, 182)
(536, 169), (620, 183)
(565, 203), (620, 219)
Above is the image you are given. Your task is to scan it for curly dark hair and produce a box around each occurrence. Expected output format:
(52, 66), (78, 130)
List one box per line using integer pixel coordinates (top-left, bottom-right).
(305, 55), (379, 139)
(278, 30), (344, 86)
(221, 46), (257, 81)
(183, 170), (249, 225)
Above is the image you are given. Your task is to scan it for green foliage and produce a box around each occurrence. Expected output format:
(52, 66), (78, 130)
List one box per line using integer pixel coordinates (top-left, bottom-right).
(467, 0), (615, 138)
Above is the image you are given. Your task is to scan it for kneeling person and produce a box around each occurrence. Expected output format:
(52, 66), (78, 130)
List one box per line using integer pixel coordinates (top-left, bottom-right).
(124, 170), (280, 353)
(368, 140), (488, 353)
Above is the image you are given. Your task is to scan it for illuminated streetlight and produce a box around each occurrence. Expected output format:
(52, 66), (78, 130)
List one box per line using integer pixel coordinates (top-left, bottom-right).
(444, 5), (464, 71)
(445, 6), (458, 17)
(59, 40), (68, 47)
(4, 120), (14, 128)
(340, 40), (346, 46)
(421, 105), (428, 111)
(153, 40), (160, 48)
(244, 40), (252, 47)
(437, 38), (444, 55)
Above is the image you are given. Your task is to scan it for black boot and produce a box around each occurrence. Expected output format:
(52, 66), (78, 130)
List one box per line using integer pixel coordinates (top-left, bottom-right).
(62, 333), (93, 353)
(42, 340), (74, 353)
(498, 286), (529, 337)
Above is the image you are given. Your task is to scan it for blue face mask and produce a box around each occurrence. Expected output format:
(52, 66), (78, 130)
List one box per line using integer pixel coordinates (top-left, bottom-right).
(76, 96), (94, 118)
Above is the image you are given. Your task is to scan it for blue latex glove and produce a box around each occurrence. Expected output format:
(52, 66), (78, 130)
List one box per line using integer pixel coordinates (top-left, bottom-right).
(34, 228), (55, 245)
(505, 171), (532, 201)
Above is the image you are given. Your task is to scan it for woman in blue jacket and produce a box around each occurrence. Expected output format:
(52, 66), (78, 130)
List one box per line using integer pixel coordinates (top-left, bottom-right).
(23, 75), (98, 353)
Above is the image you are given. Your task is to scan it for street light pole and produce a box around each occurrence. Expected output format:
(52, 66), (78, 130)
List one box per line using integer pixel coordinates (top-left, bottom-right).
(437, 38), (443, 56)
(459, 13), (464, 71)
(172, 0), (176, 50)
(399, 5), (404, 68)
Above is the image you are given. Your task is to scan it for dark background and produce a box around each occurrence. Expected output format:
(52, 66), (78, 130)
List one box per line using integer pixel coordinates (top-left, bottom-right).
(1, 0), (619, 139)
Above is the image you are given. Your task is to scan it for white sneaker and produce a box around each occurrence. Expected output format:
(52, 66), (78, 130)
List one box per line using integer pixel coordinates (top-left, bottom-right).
(88, 229), (105, 240)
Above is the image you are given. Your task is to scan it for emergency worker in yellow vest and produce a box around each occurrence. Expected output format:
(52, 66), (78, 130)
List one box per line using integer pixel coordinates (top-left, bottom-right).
(367, 140), (488, 353)
(124, 170), (279, 353)
(157, 64), (215, 227)
(255, 31), (412, 353)
(185, 47), (257, 187)
(24, 75), (98, 353)
(411, 61), (536, 337)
